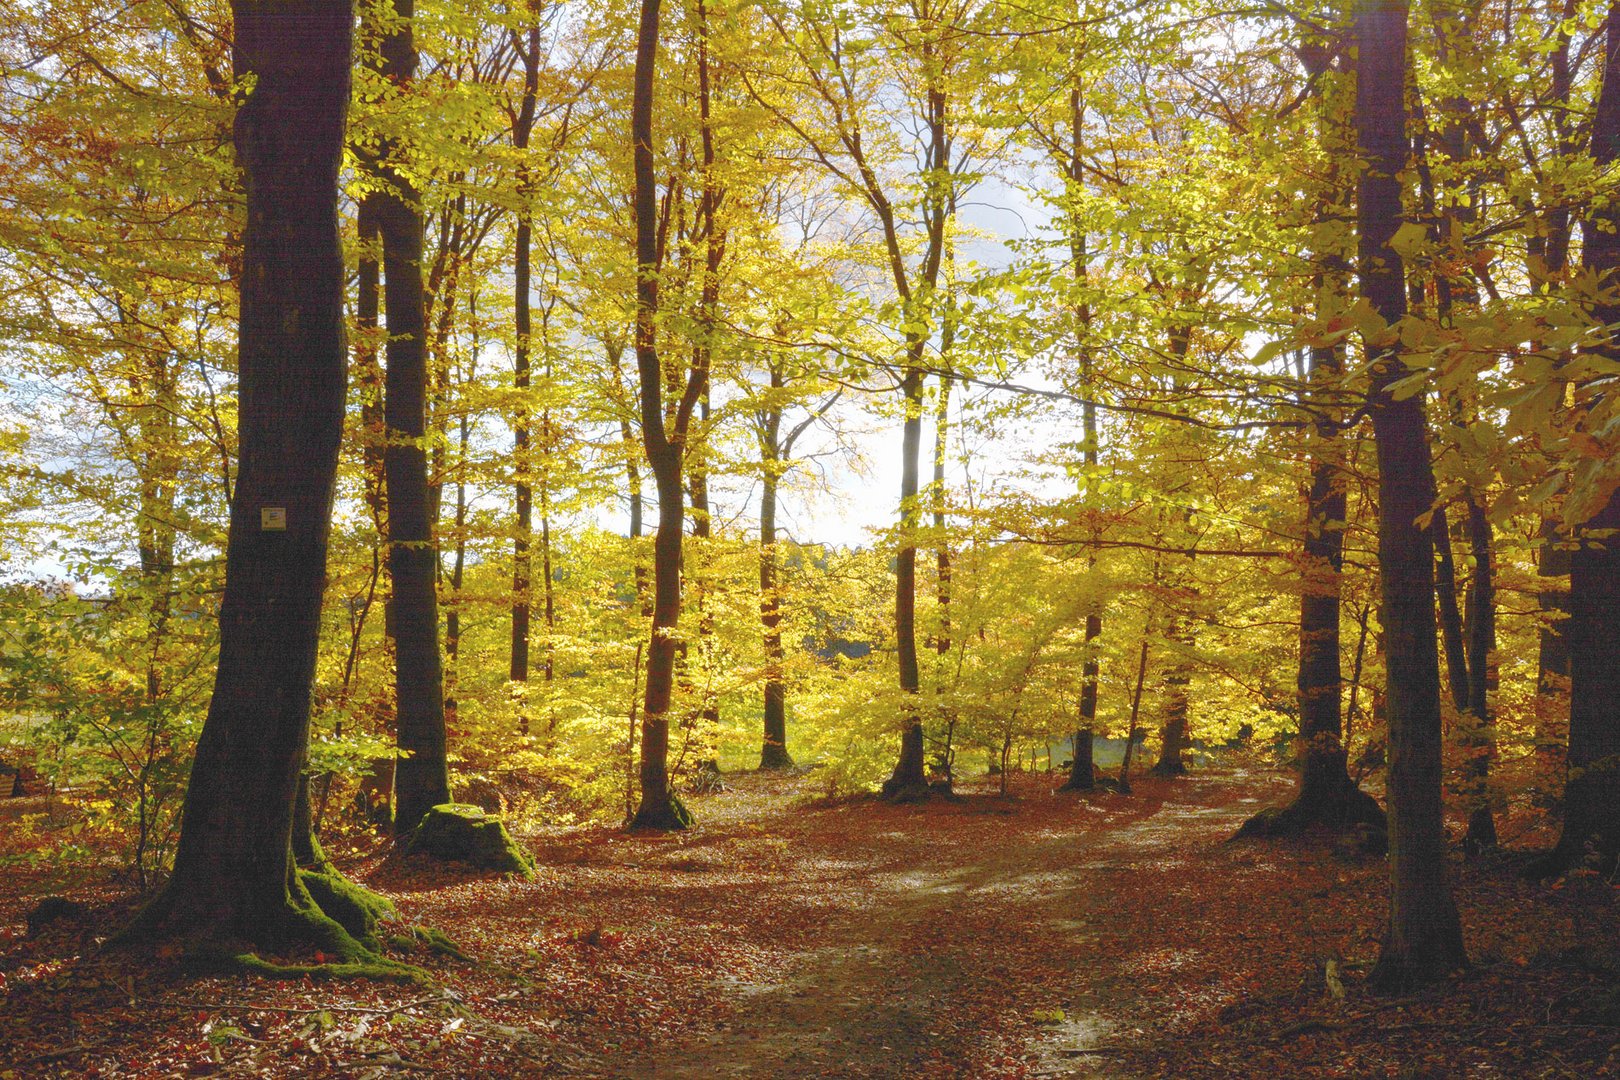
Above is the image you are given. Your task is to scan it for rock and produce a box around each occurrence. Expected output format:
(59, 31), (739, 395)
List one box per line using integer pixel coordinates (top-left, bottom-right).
(406, 803), (534, 877)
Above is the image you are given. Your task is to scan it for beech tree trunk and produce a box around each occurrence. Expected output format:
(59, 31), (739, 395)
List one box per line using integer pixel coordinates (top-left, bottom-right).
(1060, 68), (1100, 795)
(1151, 616), (1191, 777)
(881, 363), (930, 800)
(1547, 0), (1620, 874)
(758, 369), (792, 770)
(880, 56), (950, 802)
(509, 19), (539, 690)
(1357, 0), (1468, 992)
(1240, 28), (1383, 834)
(122, 0), (357, 952)
(1460, 495), (1497, 852)
(1532, 6), (1576, 787)
(1431, 507), (1471, 708)
(629, 0), (704, 830)
(378, 0), (451, 836)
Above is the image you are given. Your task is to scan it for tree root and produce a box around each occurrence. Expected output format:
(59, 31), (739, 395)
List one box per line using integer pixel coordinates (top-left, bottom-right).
(629, 792), (693, 831)
(1233, 781), (1386, 846)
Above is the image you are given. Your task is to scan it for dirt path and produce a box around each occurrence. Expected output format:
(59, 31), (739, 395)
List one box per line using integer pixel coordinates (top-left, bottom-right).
(603, 769), (1286, 1079)
(7, 767), (1617, 1078)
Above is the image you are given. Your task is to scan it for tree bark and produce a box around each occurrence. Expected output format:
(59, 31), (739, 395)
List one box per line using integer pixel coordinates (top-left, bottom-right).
(378, 0), (451, 837)
(1241, 28), (1383, 834)
(880, 363), (930, 800)
(1545, 0), (1620, 875)
(1357, 0), (1468, 992)
(122, 0), (359, 954)
(1460, 494), (1497, 852)
(877, 40), (951, 802)
(510, 12), (540, 690)
(1430, 507), (1470, 708)
(758, 363), (792, 770)
(629, 0), (702, 830)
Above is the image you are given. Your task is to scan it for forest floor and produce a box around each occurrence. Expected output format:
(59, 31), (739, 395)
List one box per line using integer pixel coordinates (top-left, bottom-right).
(1, 765), (1617, 1078)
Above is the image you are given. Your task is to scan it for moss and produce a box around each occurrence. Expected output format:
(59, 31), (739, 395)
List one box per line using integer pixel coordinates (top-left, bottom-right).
(231, 952), (428, 984)
(388, 925), (472, 961)
(406, 803), (535, 877)
(297, 867), (395, 951)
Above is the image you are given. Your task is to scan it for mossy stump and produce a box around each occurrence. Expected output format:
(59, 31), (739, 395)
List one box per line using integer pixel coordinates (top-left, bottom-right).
(406, 803), (535, 877)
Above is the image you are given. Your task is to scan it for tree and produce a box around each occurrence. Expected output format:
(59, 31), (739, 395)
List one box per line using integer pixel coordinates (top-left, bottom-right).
(1238, 22), (1384, 840)
(1356, 0), (1467, 992)
(121, 0), (378, 957)
(1544, 0), (1620, 876)
(372, 0), (452, 836)
(629, 0), (705, 830)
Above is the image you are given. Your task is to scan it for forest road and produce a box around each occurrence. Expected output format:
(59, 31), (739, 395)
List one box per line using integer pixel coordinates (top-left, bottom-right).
(614, 769), (1283, 1080)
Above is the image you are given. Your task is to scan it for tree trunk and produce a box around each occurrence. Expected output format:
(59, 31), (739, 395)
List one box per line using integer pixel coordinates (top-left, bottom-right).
(121, 0), (361, 954)
(1534, 524), (1571, 793)
(881, 362), (930, 801)
(1460, 494), (1497, 852)
(1531, 1), (1578, 797)
(1545, 0), (1620, 875)
(1239, 334), (1383, 834)
(1060, 67), (1100, 795)
(758, 375), (792, 770)
(1357, 0), (1468, 992)
(1431, 506), (1471, 708)
(510, 15), (540, 690)
(1118, 635), (1151, 795)
(1152, 613), (1192, 777)
(628, 0), (700, 830)
(379, 0), (450, 837)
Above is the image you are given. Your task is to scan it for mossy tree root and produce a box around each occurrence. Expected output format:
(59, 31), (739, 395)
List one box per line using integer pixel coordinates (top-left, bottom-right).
(388, 925), (472, 962)
(118, 862), (429, 984)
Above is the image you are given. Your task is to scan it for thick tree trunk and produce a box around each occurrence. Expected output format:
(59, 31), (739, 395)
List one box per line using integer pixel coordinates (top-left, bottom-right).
(122, 0), (360, 954)
(1357, 0), (1467, 992)
(1545, 1), (1620, 875)
(379, 0), (450, 837)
